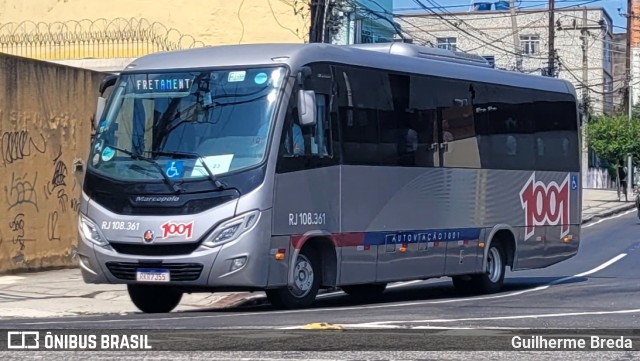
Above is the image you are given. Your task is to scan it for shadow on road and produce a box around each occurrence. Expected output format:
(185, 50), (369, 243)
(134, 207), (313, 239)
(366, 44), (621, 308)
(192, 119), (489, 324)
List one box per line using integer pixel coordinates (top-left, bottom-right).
(188, 275), (587, 314)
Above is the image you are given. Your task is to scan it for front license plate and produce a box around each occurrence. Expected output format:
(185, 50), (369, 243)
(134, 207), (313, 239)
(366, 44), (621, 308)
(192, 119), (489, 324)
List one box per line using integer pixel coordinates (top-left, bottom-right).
(136, 268), (170, 282)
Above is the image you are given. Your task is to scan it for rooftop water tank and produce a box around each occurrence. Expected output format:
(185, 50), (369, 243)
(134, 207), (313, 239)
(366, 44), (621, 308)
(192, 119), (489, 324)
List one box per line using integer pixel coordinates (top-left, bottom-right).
(494, 1), (509, 10)
(473, 2), (492, 11)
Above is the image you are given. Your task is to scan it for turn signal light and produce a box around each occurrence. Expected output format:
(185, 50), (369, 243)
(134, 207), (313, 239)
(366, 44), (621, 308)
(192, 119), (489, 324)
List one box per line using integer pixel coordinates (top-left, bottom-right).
(479, 242), (485, 248)
(275, 248), (286, 260)
(399, 243), (408, 252)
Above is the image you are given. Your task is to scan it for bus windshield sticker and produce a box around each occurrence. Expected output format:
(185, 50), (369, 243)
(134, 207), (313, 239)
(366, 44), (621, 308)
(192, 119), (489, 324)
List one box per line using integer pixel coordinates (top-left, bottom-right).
(101, 147), (115, 162)
(133, 75), (194, 93)
(191, 154), (234, 177)
(228, 71), (246, 83)
(254, 72), (268, 85)
(164, 160), (184, 179)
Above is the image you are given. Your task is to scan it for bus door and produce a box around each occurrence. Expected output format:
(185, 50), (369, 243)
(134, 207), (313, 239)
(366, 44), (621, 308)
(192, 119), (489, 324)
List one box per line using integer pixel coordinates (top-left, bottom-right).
(435, 81), (483, 276)
(376, 74), (444, 282)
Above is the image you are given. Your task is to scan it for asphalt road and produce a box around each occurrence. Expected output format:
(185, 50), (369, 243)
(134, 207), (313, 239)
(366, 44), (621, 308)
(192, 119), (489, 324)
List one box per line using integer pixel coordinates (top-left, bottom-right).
(2, 210), (640, 359)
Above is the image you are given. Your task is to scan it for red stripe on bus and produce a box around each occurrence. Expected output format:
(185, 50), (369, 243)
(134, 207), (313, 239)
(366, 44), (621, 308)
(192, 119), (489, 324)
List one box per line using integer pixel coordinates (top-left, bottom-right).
(290, 232), (366, 249)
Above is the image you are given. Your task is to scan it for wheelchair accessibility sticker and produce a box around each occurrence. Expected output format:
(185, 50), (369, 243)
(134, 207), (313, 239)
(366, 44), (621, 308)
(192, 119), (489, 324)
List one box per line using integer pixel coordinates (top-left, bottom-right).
(164, 161), (184, 179)
(571, 175), (578, 190)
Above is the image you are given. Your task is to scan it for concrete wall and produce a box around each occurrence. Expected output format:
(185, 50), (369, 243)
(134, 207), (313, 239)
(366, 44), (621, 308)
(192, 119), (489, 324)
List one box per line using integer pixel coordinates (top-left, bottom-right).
(0, 53), (105, 273)
(0, 0), (310, 60)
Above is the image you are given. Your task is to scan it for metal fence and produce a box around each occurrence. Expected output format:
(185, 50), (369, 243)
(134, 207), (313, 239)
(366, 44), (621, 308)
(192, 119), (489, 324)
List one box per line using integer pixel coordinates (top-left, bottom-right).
(0, 18), (206, 60)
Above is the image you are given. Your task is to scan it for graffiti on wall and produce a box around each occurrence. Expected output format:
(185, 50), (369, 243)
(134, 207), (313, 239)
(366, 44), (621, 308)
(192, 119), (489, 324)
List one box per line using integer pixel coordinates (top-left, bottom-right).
(0, 56), (102, 273)
(0, 122), (83, 261)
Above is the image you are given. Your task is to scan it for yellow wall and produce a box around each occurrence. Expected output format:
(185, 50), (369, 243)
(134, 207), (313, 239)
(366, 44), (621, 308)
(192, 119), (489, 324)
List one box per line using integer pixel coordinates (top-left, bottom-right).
(0, 0), (310, 60)
(0, 53), (104, 273)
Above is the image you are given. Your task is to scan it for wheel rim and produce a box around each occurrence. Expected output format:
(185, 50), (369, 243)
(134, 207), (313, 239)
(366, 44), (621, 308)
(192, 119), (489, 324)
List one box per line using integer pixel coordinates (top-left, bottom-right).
(290, 254), (314, 298)
(486, 247), (502, 283)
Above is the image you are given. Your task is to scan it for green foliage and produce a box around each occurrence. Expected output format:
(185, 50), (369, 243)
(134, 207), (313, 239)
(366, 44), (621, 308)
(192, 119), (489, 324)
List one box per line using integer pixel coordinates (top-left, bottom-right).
(587, 113), (640, 167)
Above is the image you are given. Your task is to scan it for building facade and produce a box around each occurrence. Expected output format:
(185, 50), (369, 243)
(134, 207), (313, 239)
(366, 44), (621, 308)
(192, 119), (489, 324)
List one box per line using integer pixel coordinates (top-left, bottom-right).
(331, 0), (399, 45)
(397, 6), (615, 115)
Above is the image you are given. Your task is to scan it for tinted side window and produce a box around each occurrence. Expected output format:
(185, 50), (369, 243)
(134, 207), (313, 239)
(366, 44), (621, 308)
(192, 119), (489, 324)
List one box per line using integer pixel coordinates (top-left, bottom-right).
(475, 84), (578, 172)
(532, 95), (579, 171)
(335, 66), (392, 166)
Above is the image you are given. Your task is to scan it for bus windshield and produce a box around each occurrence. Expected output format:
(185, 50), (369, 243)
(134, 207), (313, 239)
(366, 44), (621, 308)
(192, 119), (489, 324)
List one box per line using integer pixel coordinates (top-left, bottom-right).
(89, 66), (287, 182)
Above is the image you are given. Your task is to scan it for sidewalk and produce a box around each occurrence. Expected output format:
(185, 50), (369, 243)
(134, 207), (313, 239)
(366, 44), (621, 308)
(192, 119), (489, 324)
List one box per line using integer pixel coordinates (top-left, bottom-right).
(0, 188), (635, 319)
(581, 188), (636, 224)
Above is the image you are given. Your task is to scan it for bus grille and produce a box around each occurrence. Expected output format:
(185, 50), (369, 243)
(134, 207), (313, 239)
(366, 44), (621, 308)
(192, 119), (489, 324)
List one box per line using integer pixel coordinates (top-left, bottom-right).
(106, 262), (204, 281)
(110, 242), (201, 256)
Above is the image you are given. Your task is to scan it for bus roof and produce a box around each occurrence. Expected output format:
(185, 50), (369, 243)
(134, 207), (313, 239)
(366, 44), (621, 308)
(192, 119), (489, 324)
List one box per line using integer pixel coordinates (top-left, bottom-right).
(122, 43), (576, 96)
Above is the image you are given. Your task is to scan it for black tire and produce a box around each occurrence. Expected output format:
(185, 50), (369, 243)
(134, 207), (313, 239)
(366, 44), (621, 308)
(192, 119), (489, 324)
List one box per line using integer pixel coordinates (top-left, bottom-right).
(127, 284), (183, 313)
(341, 283), (387, 301)
(265, 247), (320, 309)
(470, 242), (506, 294)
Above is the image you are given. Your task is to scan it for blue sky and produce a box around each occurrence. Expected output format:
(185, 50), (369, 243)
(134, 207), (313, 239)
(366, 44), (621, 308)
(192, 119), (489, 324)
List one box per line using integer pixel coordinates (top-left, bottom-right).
(392, 0), (629, 32)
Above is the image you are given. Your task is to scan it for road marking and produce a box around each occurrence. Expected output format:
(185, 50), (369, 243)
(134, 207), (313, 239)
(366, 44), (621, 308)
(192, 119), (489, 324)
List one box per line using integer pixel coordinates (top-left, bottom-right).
(334, 308), (640, 328)
(10, 253), (627, 327)
(317, 280), (424, 299)
(583, 209), (634, 228)
(387, 280), (422, 289)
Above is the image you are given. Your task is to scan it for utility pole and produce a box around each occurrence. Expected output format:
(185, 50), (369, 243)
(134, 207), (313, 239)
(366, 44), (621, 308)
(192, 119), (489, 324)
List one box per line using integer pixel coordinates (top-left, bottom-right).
(581, 7), (589, 189)
(626, 0), (634, 201)
(508, 0), (522, 71)
(626, 0), (633, 115)
(547, 0), (556, 76)
(310, 0), (328, 43)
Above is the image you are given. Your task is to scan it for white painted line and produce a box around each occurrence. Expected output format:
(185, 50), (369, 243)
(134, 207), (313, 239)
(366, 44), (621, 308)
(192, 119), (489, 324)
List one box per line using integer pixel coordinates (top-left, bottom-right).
(541, 253), (628, 287)
(316, 291), (343, 298)
(317, 280), (424, 299)
(583, 209), (634, 228)
(387, 280), (422, 289)
(343, 308), (640, 328)
(573, 253), (627, 277)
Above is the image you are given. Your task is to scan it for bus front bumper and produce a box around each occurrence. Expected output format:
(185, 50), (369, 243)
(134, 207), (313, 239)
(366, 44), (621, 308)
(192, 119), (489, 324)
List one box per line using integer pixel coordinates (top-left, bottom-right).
(77, 209), (280, 289)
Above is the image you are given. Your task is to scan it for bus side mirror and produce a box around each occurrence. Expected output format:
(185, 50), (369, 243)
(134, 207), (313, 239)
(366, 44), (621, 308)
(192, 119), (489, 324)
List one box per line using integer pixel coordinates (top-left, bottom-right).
(94, 96), (107, 130)
(297, 90), (317, 127)
(94, 74), (118, 130)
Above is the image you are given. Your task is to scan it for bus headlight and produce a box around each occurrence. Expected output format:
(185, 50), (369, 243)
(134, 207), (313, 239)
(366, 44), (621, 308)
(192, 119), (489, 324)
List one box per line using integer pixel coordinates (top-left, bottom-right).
(78, 214), (109, 247)
(202, 210), (260, 248)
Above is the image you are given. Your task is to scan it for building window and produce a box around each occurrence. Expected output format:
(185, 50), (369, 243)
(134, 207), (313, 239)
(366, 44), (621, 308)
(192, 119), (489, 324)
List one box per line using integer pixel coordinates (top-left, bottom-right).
(437, 37), (457, 51)
(520, 35), (540, 55)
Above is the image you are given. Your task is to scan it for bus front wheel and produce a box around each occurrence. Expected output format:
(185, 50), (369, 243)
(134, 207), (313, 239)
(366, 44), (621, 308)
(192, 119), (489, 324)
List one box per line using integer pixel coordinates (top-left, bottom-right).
(266, 248), (320, 309)
(127, 284), (183, 313)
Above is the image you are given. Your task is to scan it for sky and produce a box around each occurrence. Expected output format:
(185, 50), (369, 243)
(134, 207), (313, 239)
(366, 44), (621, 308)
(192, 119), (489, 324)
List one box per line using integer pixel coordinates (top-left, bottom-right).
(392, 0), (630, 32)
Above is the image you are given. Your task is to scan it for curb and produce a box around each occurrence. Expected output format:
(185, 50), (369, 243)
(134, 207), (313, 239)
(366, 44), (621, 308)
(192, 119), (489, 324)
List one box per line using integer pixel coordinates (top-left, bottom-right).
(581, 203), (636, 225)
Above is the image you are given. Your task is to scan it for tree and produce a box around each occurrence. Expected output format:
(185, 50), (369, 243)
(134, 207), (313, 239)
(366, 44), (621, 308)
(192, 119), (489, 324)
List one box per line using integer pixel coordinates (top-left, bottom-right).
(587, 113), (640, 172)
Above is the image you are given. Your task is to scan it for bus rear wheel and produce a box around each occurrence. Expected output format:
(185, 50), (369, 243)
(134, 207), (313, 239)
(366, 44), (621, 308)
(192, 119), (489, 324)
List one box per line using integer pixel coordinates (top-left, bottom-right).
(341, 283), (387, 301)
(472, 242), (506, 294)
(266, 248), (320, 309)
(127, 284), (183, 313)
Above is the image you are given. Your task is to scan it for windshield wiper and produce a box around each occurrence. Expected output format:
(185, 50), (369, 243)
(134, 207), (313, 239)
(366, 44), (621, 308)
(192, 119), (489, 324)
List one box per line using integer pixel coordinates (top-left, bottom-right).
(104, 144), (181, 193)
(149, 150), (226, 190)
